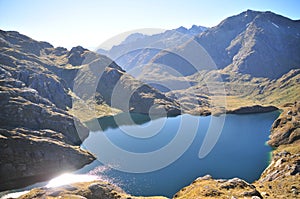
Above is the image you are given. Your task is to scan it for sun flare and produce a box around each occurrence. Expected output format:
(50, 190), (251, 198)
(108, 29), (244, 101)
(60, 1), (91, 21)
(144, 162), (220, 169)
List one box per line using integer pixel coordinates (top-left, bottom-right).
(46, 173), (98, 188)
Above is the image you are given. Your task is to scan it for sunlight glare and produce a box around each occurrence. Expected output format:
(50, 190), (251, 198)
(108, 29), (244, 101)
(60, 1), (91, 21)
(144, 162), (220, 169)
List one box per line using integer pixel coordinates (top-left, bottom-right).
(46, 173), (98, 188)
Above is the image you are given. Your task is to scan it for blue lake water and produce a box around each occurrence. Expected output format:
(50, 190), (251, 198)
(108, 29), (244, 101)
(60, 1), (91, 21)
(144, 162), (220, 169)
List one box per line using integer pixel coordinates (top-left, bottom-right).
(78, 112), (279, 198)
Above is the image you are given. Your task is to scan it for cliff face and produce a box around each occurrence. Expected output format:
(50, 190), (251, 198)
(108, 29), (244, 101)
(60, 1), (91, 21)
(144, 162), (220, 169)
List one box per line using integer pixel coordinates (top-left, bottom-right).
(268, 102), (300, 147)
(253, 102), (300, 198)
(0, 76), (95, 190)
(0, 128), (94, 191)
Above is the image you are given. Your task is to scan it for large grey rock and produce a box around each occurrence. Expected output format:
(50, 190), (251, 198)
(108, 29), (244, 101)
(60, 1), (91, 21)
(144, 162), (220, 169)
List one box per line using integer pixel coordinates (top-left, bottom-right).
(0, 127), (95, 191)
(0, 77), (88, 145)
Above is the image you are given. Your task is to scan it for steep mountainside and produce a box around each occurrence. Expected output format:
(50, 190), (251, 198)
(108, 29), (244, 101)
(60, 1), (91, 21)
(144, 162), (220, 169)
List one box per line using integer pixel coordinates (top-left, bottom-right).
(0, 30), (97, 190)
(151, 10), (300, 79)
(0, 29), (180, 190)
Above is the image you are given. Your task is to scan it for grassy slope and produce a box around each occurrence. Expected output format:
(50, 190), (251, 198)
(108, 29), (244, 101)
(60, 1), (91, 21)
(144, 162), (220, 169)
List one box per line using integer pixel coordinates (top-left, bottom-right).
(161, 69), (300, 114)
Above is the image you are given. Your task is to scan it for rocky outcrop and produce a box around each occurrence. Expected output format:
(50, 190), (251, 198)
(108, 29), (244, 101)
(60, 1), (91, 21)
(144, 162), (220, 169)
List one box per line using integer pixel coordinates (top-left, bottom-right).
(0, 76), (88, 145)
(0, 128), (95, 191)
(268, 101), (300, 147)
(227, 105), (278, 114)
(0, 75), (94, 191)
(0, 30), (52, 56)
(250, 101), (300, 198)
(0, 39), (72, 110)
(173, 175), (262, 199)
(254, 150), (300, 198)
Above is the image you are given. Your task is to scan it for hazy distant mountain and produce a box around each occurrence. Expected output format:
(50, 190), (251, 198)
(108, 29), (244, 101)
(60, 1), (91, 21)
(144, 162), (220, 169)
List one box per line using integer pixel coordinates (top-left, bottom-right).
(96, 25), (208, 71)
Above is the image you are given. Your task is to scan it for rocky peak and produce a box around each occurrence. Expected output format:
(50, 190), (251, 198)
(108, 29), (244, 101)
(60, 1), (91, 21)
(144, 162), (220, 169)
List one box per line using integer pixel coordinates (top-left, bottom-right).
(69, 45), (87, 54)
(121, 32), (146, 45)
(175, 26), (188, 34)
(194, 10), (300, 78)
(215, 10), (259, 32)
(67, 46), (88, 66)
(189, 25), (207, 35)
(51, 46), (68, 56)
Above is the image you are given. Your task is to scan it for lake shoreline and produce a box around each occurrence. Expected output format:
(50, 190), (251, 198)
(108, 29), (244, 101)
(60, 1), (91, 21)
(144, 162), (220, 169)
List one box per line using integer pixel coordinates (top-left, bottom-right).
(3, 107), (288, 199)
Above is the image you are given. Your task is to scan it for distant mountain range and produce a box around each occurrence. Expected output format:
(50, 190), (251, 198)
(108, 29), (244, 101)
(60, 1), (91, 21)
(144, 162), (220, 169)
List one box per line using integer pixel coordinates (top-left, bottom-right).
(96, 10), (300, 113)
(97, 25), (207, 72)
(99, 10), (300, 79)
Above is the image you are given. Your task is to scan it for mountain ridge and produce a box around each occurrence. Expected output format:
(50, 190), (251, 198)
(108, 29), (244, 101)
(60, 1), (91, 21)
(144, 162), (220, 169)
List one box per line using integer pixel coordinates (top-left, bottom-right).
(96, 25), (208, 72)
(95, 10), (300, 115)
(0, 29), (181, 190)
(151, 9), (300, 79)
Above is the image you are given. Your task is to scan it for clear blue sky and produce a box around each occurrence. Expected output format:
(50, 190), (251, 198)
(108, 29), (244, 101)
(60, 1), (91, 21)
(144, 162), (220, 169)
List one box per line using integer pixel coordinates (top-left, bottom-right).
(1, 0), (299, 50)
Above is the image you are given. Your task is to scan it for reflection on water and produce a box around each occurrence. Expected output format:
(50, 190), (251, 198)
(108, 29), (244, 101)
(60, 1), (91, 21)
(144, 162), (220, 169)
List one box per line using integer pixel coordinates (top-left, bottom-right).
(85, 112), (164, 131)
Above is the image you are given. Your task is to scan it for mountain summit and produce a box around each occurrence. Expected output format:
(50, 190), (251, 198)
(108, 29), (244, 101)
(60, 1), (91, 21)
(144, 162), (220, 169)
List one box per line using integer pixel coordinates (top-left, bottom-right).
(194, 9), (300, 78)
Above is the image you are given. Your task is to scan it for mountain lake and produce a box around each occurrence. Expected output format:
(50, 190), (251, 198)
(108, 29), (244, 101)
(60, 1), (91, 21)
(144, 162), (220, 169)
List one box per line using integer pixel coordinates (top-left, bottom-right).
(1, 111), (280, 198)
(77, 111), (279, 197)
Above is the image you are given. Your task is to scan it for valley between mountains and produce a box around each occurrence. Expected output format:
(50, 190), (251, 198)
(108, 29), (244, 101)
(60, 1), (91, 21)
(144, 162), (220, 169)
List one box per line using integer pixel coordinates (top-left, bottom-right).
(0, 10), (299, 199)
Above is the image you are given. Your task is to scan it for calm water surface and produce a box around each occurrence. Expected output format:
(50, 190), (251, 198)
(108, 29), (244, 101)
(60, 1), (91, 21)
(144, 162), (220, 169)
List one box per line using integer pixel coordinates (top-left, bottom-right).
(77, 111), (279, 198)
